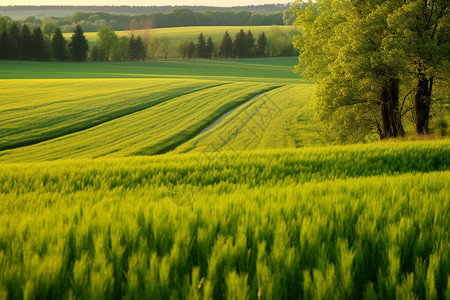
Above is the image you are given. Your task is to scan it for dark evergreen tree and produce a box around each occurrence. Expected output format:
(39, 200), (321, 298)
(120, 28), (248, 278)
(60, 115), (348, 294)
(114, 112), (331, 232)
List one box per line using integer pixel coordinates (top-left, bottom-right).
(128, 35), (146, 60)
(128, 34), (137, 60)
(206, 36), (214, 59)
(233, 29), (248, 58)
(69, 25), (89, 62)
(52, 27), (67, 61)
(89, 45), (106, 61)
(256, 32), (268, 57)
(134, 36), (146, 60)
(178, 39), (196, 59)
(7, 22), (20, 59)
(32, 27), (47, 60)
(246, 30), (256, 58)
(219, 31), (233, 58)
(195, 33), (207, 59)
(19, 24), (33, 60)
(0, 30), (8, 59)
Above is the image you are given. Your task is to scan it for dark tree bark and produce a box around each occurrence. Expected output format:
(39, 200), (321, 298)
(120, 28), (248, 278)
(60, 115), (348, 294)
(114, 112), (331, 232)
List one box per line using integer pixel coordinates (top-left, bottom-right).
(414, 75), (433, 134)
(379, 77), (405, 139)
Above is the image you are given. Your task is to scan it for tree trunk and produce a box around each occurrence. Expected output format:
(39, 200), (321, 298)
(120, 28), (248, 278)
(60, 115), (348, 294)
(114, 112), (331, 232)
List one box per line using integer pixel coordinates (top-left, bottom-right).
(379, 77), (405, 139)
(414, 76), (433, 134)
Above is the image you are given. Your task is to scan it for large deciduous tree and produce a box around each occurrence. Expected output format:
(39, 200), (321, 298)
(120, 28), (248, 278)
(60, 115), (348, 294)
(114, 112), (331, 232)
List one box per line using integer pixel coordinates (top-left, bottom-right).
(178, 38), (195, 59)
(386, 0), (449, 135)
(293, 0), (448, 141)
(69, 25), (89, 62)
(293, 1), (408, 142)
(97, 26), (118, 61)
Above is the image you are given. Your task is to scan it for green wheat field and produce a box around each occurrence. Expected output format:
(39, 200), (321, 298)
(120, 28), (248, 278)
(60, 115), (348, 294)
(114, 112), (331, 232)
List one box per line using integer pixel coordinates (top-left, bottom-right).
(0, 58), (449, 299)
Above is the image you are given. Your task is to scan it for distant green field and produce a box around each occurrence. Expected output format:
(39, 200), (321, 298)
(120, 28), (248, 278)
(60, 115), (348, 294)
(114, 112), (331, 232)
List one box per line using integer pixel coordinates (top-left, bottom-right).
(0, 57), (299, 82)
(0, 9), (79, 19)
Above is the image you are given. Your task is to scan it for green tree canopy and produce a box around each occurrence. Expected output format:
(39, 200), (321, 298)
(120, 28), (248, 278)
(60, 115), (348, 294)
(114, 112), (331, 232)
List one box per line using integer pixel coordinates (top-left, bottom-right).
(97, 26), (118, 61)
(385, 0), (449, 134)
(178, 38), (195, 59)
(293, 1), (412, 142)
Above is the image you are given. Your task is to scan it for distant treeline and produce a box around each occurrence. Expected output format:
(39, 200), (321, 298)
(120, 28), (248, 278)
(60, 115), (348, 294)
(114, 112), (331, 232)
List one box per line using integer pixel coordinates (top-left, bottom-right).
(0, 16), (297, 62)
(0, 4), (292, 14)
(0, 7), (303, 33)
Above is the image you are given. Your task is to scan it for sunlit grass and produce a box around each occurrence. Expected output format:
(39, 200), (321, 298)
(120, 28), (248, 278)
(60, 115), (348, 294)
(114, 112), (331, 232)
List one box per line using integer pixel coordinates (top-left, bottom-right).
(0, 140), (449, 299)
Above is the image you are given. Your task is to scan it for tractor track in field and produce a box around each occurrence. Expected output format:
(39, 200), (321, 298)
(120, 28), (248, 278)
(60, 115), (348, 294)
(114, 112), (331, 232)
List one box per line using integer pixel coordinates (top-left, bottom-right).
(195, 93), (265, 137)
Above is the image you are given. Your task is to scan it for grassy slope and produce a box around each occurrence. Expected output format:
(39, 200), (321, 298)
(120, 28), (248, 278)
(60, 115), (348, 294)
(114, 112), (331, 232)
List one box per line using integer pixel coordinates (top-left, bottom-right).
(0, 141), (449, 299)
(175, 84), (325, 153)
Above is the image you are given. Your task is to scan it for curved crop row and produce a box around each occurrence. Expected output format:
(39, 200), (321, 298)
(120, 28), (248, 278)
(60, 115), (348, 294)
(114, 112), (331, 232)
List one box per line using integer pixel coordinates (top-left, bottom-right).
(0, 82), (278, 162)
(176, 83), (325, 153)
(0, 78), (221, 151)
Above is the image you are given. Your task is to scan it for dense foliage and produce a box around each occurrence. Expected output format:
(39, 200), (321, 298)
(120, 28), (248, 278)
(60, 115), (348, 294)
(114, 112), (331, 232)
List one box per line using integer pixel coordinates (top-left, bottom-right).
(0, 141), (449, 299)
(293, 0), (449, 142)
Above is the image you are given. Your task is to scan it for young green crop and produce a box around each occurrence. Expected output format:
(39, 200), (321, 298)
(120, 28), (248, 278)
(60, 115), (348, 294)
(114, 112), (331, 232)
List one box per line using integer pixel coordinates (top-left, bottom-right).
(0, 140), (449, 299)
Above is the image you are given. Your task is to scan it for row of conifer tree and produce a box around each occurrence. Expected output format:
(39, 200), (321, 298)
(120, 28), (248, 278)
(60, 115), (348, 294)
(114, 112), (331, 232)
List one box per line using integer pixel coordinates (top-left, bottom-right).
(0, 22), (287, 62)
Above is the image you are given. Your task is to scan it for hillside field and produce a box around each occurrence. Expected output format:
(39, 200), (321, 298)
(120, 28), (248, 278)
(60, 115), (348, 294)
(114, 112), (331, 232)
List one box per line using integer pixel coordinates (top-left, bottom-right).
(63, 25), (296, 45)
(0, 58), (449, 299)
